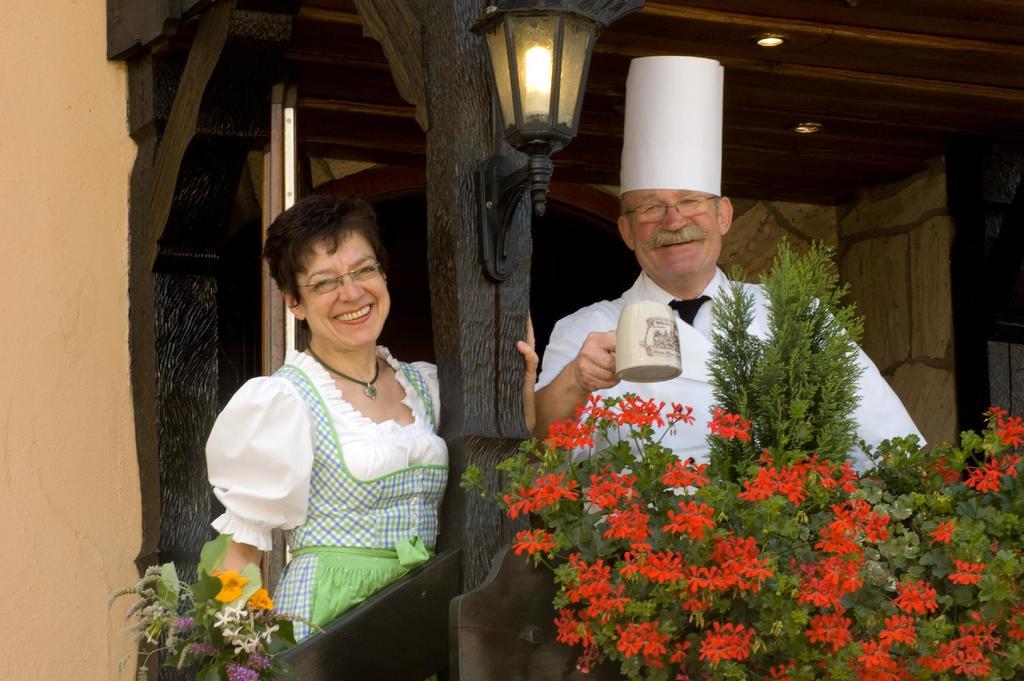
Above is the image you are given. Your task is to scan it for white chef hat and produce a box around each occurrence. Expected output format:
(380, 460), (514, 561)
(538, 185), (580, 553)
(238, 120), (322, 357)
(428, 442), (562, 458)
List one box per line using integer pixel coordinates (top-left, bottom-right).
(620, 56), (724, 196)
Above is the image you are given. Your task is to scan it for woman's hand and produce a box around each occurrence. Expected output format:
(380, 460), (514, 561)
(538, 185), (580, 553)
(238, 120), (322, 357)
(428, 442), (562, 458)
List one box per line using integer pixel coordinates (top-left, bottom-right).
(516, 315), (538, 434)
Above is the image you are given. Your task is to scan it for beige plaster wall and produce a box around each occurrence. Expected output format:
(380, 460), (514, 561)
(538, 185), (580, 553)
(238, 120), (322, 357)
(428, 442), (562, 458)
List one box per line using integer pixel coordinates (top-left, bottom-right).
(0, 1), (140, 679)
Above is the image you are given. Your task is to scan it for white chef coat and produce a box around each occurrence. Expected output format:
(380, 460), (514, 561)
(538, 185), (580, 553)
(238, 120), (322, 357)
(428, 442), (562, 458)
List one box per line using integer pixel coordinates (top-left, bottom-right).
(536, 268), (923, 469)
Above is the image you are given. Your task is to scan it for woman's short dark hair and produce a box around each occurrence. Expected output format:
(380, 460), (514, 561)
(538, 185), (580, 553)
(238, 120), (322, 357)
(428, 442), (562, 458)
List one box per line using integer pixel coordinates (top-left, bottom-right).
(263, 194), (387, 300)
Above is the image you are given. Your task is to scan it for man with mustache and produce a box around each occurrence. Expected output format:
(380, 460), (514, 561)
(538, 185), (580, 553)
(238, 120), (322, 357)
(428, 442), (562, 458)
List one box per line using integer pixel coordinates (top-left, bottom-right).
(533, 56), (922, 465)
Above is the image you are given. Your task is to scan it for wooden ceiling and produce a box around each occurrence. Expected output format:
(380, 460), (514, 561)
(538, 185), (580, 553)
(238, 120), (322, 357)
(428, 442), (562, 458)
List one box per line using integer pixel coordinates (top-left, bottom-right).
(272, 1), (1024, 203)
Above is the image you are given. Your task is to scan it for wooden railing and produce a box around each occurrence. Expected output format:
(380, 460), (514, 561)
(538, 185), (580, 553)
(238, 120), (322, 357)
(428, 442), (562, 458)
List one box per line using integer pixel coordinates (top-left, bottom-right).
(449, 546), (621, 681)
(279, 549), (460, 681)
(270, 543), (632, 680)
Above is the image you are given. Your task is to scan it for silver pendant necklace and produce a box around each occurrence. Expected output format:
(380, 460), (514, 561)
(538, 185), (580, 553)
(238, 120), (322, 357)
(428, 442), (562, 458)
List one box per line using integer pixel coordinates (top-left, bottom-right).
(307, 347), (381, 399)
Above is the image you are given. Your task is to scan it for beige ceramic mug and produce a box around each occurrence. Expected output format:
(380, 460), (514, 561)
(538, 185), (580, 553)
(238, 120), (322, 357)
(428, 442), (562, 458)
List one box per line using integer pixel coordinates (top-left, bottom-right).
(615, 301), (682, 382)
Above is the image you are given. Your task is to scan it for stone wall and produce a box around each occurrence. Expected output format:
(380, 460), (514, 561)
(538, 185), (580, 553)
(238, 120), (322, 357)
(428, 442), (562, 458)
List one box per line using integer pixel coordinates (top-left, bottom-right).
(723, 199), (839, 279)
(838, 160), (957, 446)
(723, 165), (957, 447)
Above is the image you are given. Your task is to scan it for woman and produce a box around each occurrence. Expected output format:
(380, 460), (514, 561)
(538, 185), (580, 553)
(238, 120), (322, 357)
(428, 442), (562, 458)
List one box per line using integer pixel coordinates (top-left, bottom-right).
(205, 194), (450, 640)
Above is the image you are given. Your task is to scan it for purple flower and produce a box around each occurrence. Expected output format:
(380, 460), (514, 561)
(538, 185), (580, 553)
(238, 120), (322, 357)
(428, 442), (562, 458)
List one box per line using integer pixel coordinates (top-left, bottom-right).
(255, 609), (278, 623)
(174, 616), (195, 632)
(248, 653), (270, 671)
(185, 642), (217, 657)
(226, 664), (259, 681)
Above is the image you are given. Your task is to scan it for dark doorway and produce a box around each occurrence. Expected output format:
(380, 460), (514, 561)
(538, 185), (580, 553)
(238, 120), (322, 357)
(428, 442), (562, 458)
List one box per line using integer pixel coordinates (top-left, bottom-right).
(367, 193), (636, 367)
(529, 202), (638, 361)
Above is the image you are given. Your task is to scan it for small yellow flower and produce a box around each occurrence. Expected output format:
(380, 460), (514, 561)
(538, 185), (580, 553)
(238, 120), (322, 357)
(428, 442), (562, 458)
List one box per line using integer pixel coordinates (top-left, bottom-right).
(214, 571), (248, 603)
(247, 587), (274, 611)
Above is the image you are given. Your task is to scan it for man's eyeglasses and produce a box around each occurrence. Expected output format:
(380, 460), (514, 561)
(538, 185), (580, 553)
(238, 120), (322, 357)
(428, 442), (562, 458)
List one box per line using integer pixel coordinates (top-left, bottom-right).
(623, 195), (720, 223)
(300, 263), (384, 295)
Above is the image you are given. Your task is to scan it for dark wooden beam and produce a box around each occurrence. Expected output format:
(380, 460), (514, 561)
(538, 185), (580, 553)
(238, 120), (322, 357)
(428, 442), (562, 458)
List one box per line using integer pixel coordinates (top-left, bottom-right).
(413, 0), (531, 590)
(298, 4), (362, 26)
(289, 62), (411, 103)
(353, 0), (428, 130)
(589, 44), (1024, 112)
(124, 53), (177, 574)
(608, 3), (1024, 89)
(659, 0), (1024, 44)
(106, 0), (209, 59)
(148, 0), (236, 258)
(299, 96), (417, 119)
(304, 142), (424, 167)
(300, 108), (426, 153)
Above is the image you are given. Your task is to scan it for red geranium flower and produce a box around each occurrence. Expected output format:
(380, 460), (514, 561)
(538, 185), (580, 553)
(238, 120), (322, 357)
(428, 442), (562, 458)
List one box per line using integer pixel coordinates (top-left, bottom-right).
(894, 579), (938, 616)
(879, 614), (917, 648)
(662, 500), (716, 540)
(513, 528), (556, 556)
(708, 408), (752, 442)
(587, 466), (638, 509)
(948, 560), (985, 586)
(616, 620), (670, 668)
(698, 622), (754, 664)
(662, 459), (710, 489)
(604, 503), (651, 543)
(806, 612), (853, 652)
(929, 520), (954, 544)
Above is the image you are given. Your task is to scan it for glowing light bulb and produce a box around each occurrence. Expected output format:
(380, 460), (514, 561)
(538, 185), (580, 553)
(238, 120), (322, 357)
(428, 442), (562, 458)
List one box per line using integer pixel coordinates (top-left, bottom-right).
(523, 45), (553, 118)
(754, 34), (786, 48)
(791, 121), (822, 134)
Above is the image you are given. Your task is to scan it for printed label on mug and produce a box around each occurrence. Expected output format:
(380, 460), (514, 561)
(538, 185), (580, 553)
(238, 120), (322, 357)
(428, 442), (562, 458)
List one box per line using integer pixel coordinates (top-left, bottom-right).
(640, 317), (681, 359)
(615, 301), (682, 383)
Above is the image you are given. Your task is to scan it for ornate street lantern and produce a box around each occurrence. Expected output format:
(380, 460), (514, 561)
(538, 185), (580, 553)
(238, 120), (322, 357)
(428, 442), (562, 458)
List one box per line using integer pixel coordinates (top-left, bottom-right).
(473, 0), (642, 281)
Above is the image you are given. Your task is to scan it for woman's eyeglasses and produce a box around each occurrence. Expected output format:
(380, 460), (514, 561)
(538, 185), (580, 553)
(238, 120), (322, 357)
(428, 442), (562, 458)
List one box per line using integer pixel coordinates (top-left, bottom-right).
(300, 263), (384, 295)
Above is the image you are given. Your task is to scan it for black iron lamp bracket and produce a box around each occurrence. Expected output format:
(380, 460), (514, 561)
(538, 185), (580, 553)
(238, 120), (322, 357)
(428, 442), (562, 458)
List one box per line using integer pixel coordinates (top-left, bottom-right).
(478, 152), (553, 282)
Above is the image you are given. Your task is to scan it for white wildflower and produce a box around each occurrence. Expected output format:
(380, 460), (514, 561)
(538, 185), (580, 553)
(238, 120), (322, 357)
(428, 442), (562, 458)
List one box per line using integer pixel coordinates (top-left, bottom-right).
(233, 635), (261, 655)
(213, 604), (247, 629)
(260, 623), (280, 642)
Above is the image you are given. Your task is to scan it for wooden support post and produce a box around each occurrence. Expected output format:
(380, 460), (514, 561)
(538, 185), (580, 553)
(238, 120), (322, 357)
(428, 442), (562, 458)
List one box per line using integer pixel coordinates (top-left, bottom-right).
(262, 83), (288, 376)
(414, 0), (532, 589)
(119, 3), (299, 603)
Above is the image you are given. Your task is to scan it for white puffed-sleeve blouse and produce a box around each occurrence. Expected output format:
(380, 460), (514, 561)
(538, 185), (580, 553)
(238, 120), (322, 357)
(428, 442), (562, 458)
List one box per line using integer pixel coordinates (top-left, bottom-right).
(206, 348), (447, 551)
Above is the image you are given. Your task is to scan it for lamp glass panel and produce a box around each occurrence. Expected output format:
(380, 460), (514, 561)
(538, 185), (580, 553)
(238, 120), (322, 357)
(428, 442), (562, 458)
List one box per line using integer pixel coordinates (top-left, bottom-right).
(557, 17), (593, 128)
(485, 23), (516, 130)
(510, 14), (558, 126)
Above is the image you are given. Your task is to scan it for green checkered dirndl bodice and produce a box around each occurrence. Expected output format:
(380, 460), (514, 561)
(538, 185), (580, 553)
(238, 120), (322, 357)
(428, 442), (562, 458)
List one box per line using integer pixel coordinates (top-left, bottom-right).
(271, 361), (447, 637)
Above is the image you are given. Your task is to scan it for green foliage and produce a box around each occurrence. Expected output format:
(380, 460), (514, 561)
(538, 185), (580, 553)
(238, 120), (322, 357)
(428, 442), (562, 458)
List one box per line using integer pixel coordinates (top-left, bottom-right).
(155, 562), (180, 610)
(708, 242), (863, 478)
(466, 239), (1024, 679)
(198, 533), (230, 577)
(482, 400), (1024, 680)
(110, 536), (309, 680)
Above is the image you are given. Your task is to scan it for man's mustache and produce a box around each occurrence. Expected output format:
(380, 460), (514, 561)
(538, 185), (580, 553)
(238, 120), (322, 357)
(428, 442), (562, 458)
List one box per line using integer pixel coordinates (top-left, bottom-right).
(645, 225), (706, 249)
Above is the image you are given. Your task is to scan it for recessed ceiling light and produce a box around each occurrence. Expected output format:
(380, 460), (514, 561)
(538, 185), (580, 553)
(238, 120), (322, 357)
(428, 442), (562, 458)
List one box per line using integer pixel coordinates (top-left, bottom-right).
(791, 121), (823, 134)
(754, 33), (786, 48)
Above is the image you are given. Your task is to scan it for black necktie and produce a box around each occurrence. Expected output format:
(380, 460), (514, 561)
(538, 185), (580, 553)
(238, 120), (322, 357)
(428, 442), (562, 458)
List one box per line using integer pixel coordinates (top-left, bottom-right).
(669, 295), (711, 326)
